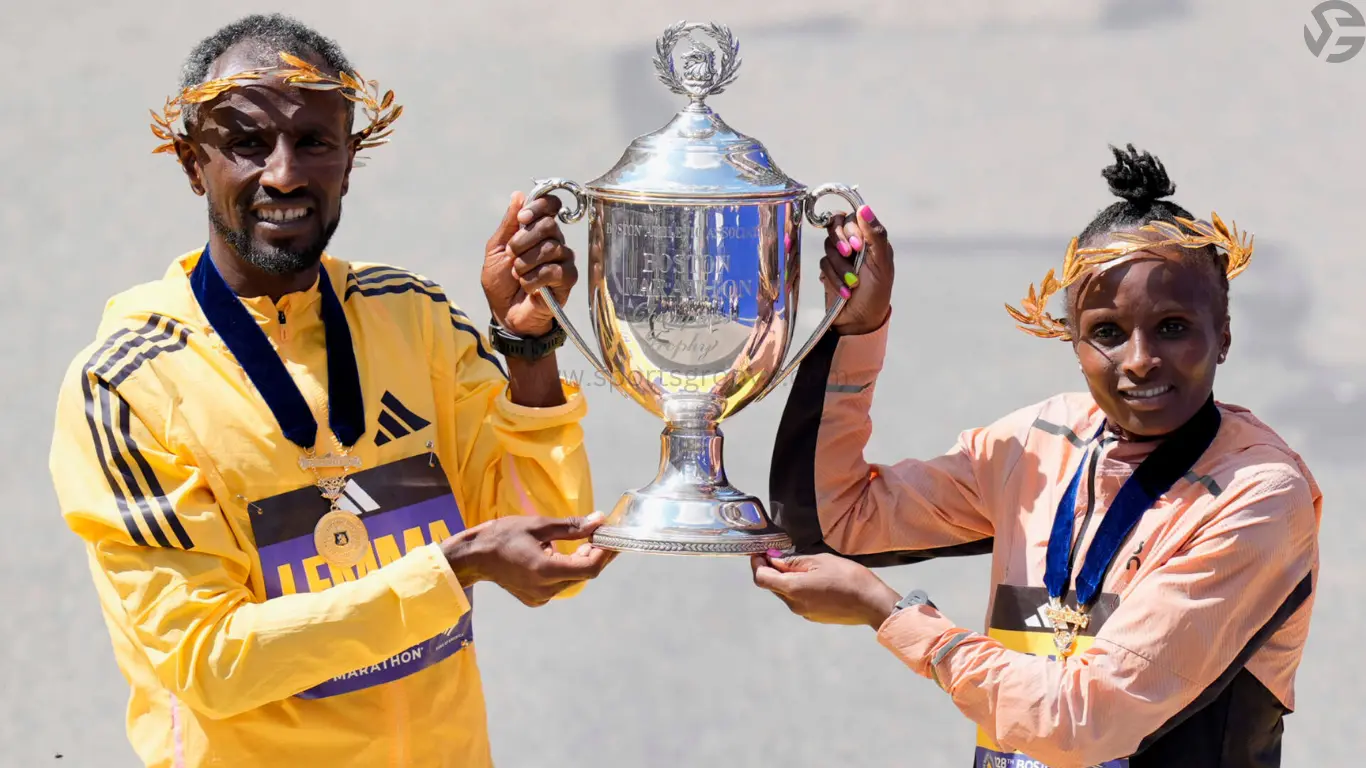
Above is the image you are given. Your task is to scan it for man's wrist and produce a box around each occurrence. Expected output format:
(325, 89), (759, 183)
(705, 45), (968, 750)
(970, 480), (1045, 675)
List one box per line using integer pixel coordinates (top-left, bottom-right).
(440, 529), (486, 586)
(505, 355), (567, 408)
(488, 316), (566, 362)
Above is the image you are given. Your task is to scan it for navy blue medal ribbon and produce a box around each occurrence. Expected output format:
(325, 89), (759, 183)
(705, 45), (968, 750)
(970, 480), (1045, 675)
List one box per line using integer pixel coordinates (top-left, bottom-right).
(190, 245), (365, 450)
(1045, 396), (1222, 610)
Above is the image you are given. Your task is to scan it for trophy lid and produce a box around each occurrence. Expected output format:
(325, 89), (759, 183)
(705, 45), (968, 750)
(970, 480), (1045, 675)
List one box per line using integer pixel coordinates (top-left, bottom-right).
(587, 22), (804, 201)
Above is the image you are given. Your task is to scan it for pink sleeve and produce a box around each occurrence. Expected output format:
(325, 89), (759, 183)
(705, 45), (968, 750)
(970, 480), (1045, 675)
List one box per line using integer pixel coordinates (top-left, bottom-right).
(770, 314), (1033, 561)
(873, 461), (1319, 767)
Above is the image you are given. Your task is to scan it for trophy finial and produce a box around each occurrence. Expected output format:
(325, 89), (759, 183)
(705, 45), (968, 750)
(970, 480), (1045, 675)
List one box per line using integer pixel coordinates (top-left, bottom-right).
(652, 21), (743, 104)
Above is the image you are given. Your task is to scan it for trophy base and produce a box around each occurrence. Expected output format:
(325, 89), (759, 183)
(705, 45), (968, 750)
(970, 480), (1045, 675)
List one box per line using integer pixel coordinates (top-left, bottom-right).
(592, 492), (794, 556)
(589, 404), (794, 556)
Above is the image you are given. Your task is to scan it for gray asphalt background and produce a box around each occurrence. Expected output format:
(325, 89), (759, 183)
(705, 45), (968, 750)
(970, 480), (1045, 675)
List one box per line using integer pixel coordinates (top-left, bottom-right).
(3, 1), (1364, 765)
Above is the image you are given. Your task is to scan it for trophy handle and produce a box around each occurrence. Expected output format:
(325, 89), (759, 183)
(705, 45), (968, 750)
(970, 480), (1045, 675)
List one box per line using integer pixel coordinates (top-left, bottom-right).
(755, 183), (867, 401)
(525, 179), (615, 386)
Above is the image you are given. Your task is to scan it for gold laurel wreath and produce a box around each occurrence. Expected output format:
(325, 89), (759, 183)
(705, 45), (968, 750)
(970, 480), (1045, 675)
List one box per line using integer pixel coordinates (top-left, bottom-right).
(149, 52), (402, 156)
(1005, 213), (1255, 341)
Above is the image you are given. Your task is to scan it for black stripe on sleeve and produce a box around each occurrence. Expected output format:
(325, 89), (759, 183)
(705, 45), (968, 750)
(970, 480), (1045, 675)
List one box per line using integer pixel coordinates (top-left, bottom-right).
(81, 315), (195, 549)
(449, 307), (504, 367)
(450, 309), (506, 378)
(106, 321), (190, 387)
(769, 329), (841, 554)
(340, 268), (509, 378)
(113, 386), (193, 549)
(95, 317), (178, 379)
(81, 321), (159, 546)
(346, 269), (445, 302)
(103, 319), (194, 548)
(1132, 570), (1314, 760)
(96, 318), (184, 548)
(768, 330), (993, 567)
(352, 265), (439, 287)
(96, 379), (171, 548)
(352, 281), (448, 302)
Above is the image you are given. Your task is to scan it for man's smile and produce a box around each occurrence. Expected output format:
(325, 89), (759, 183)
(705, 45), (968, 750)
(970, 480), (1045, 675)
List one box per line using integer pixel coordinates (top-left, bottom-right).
(251, 204), (315, 233)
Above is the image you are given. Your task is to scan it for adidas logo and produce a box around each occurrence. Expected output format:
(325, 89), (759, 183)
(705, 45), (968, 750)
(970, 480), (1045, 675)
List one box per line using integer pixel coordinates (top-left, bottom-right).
(336, 479), (381, 516)
(375, 391), (431, 446)
(1023, 603), (1053, 629)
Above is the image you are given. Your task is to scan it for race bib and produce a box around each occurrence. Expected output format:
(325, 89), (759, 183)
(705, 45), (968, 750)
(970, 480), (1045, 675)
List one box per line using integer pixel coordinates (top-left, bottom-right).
(973, 585), (1125, 768)
(249, 452), (474, 699)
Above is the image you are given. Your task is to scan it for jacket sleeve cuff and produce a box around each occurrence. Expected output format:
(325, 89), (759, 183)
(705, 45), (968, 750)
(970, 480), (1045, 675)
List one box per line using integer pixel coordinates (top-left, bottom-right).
(875, 603), (965, 682)
(494, 380), (588, 429)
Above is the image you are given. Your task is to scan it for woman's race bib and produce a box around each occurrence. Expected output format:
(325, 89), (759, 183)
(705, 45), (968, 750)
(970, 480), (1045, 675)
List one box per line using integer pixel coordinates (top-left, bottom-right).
(973, 584), (1125, 768)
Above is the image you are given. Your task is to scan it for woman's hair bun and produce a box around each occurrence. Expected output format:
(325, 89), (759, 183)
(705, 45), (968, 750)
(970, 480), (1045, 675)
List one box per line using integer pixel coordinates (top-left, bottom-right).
(1102, 144), (1176, 205)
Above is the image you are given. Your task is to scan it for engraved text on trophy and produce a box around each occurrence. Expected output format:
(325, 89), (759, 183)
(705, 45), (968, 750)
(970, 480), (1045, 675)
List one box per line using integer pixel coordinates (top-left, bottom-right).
(604, 204), (768, 375)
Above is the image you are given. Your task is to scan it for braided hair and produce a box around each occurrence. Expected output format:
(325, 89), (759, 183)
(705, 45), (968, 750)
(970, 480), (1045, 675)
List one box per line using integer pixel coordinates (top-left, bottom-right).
(1069, 144), (1230, 324)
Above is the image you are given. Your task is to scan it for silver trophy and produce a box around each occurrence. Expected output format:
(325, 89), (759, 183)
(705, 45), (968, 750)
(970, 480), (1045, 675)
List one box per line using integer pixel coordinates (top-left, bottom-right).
(530, 21), (865, 555)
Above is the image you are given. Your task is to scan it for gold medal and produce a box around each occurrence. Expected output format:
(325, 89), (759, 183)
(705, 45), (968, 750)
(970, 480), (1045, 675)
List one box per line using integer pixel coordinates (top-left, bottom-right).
(299, 439), (367, 569)
(315, 509), (370, 569)
(1045, 598), (1090, 658)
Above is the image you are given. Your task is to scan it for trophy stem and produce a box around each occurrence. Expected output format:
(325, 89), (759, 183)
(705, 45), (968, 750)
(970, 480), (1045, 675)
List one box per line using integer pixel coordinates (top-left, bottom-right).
(590, 399), (795, 556)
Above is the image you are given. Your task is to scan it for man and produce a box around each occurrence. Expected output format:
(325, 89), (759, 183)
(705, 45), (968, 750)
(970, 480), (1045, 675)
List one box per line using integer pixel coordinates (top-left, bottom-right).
(48, 14), (613, 767)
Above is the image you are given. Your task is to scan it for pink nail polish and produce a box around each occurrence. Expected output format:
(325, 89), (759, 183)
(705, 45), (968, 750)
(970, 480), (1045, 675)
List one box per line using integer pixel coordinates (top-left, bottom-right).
(837, 240), (851, 257)
(859, 205), (875, 223)
(766, 548), (783, 559)
(784, 233), (791, 251)
(849, 235), (863, 251)
(839, 285), (851, 300)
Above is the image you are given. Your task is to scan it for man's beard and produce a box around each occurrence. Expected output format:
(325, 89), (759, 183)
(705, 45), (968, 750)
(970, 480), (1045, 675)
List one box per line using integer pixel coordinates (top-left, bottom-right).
(209, 198), (342, 276)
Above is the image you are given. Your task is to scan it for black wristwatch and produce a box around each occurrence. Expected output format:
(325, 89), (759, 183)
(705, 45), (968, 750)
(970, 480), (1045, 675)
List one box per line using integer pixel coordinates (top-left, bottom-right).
(487, 317), (567, 361)
(891, 589), (936, 615)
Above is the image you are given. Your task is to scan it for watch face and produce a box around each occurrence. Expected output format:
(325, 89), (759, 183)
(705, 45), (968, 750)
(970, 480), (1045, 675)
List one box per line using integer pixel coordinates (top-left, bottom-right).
(900, 590), (931, 610)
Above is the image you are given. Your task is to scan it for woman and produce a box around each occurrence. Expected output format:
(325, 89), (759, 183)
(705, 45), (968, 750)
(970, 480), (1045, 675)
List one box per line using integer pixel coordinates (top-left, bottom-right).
(752, 145), (1321, 768)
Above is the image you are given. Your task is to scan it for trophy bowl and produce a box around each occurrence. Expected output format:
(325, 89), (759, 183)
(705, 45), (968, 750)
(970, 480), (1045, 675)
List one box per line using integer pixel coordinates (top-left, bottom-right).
(529, 20), (866, 555)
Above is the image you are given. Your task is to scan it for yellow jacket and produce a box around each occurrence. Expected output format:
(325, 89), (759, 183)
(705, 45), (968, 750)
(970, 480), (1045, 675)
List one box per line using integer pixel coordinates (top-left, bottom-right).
(49, 249), (594, 767)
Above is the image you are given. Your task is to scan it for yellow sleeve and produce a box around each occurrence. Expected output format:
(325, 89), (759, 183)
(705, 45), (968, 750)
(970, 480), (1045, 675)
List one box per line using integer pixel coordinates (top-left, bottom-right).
(432, 304), (595, 586)
(50, 353), (471, 720)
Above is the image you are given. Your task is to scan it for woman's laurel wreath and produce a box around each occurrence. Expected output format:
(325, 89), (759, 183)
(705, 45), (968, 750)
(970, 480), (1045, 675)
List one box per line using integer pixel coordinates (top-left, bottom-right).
(652, 21), (742, 100)
(1005, 213), (1254, 341)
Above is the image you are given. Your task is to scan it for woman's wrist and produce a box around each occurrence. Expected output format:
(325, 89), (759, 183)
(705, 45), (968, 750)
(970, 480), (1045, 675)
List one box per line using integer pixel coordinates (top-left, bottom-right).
(834, 305), (892, 337)
(861, 580), (903, 630)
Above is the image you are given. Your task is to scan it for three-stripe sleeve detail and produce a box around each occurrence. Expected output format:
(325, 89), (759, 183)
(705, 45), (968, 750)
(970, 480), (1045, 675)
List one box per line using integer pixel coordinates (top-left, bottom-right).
(80, 315), (194, 549)
(344, 266), (507, 377)
(449, 307), (506, 377)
